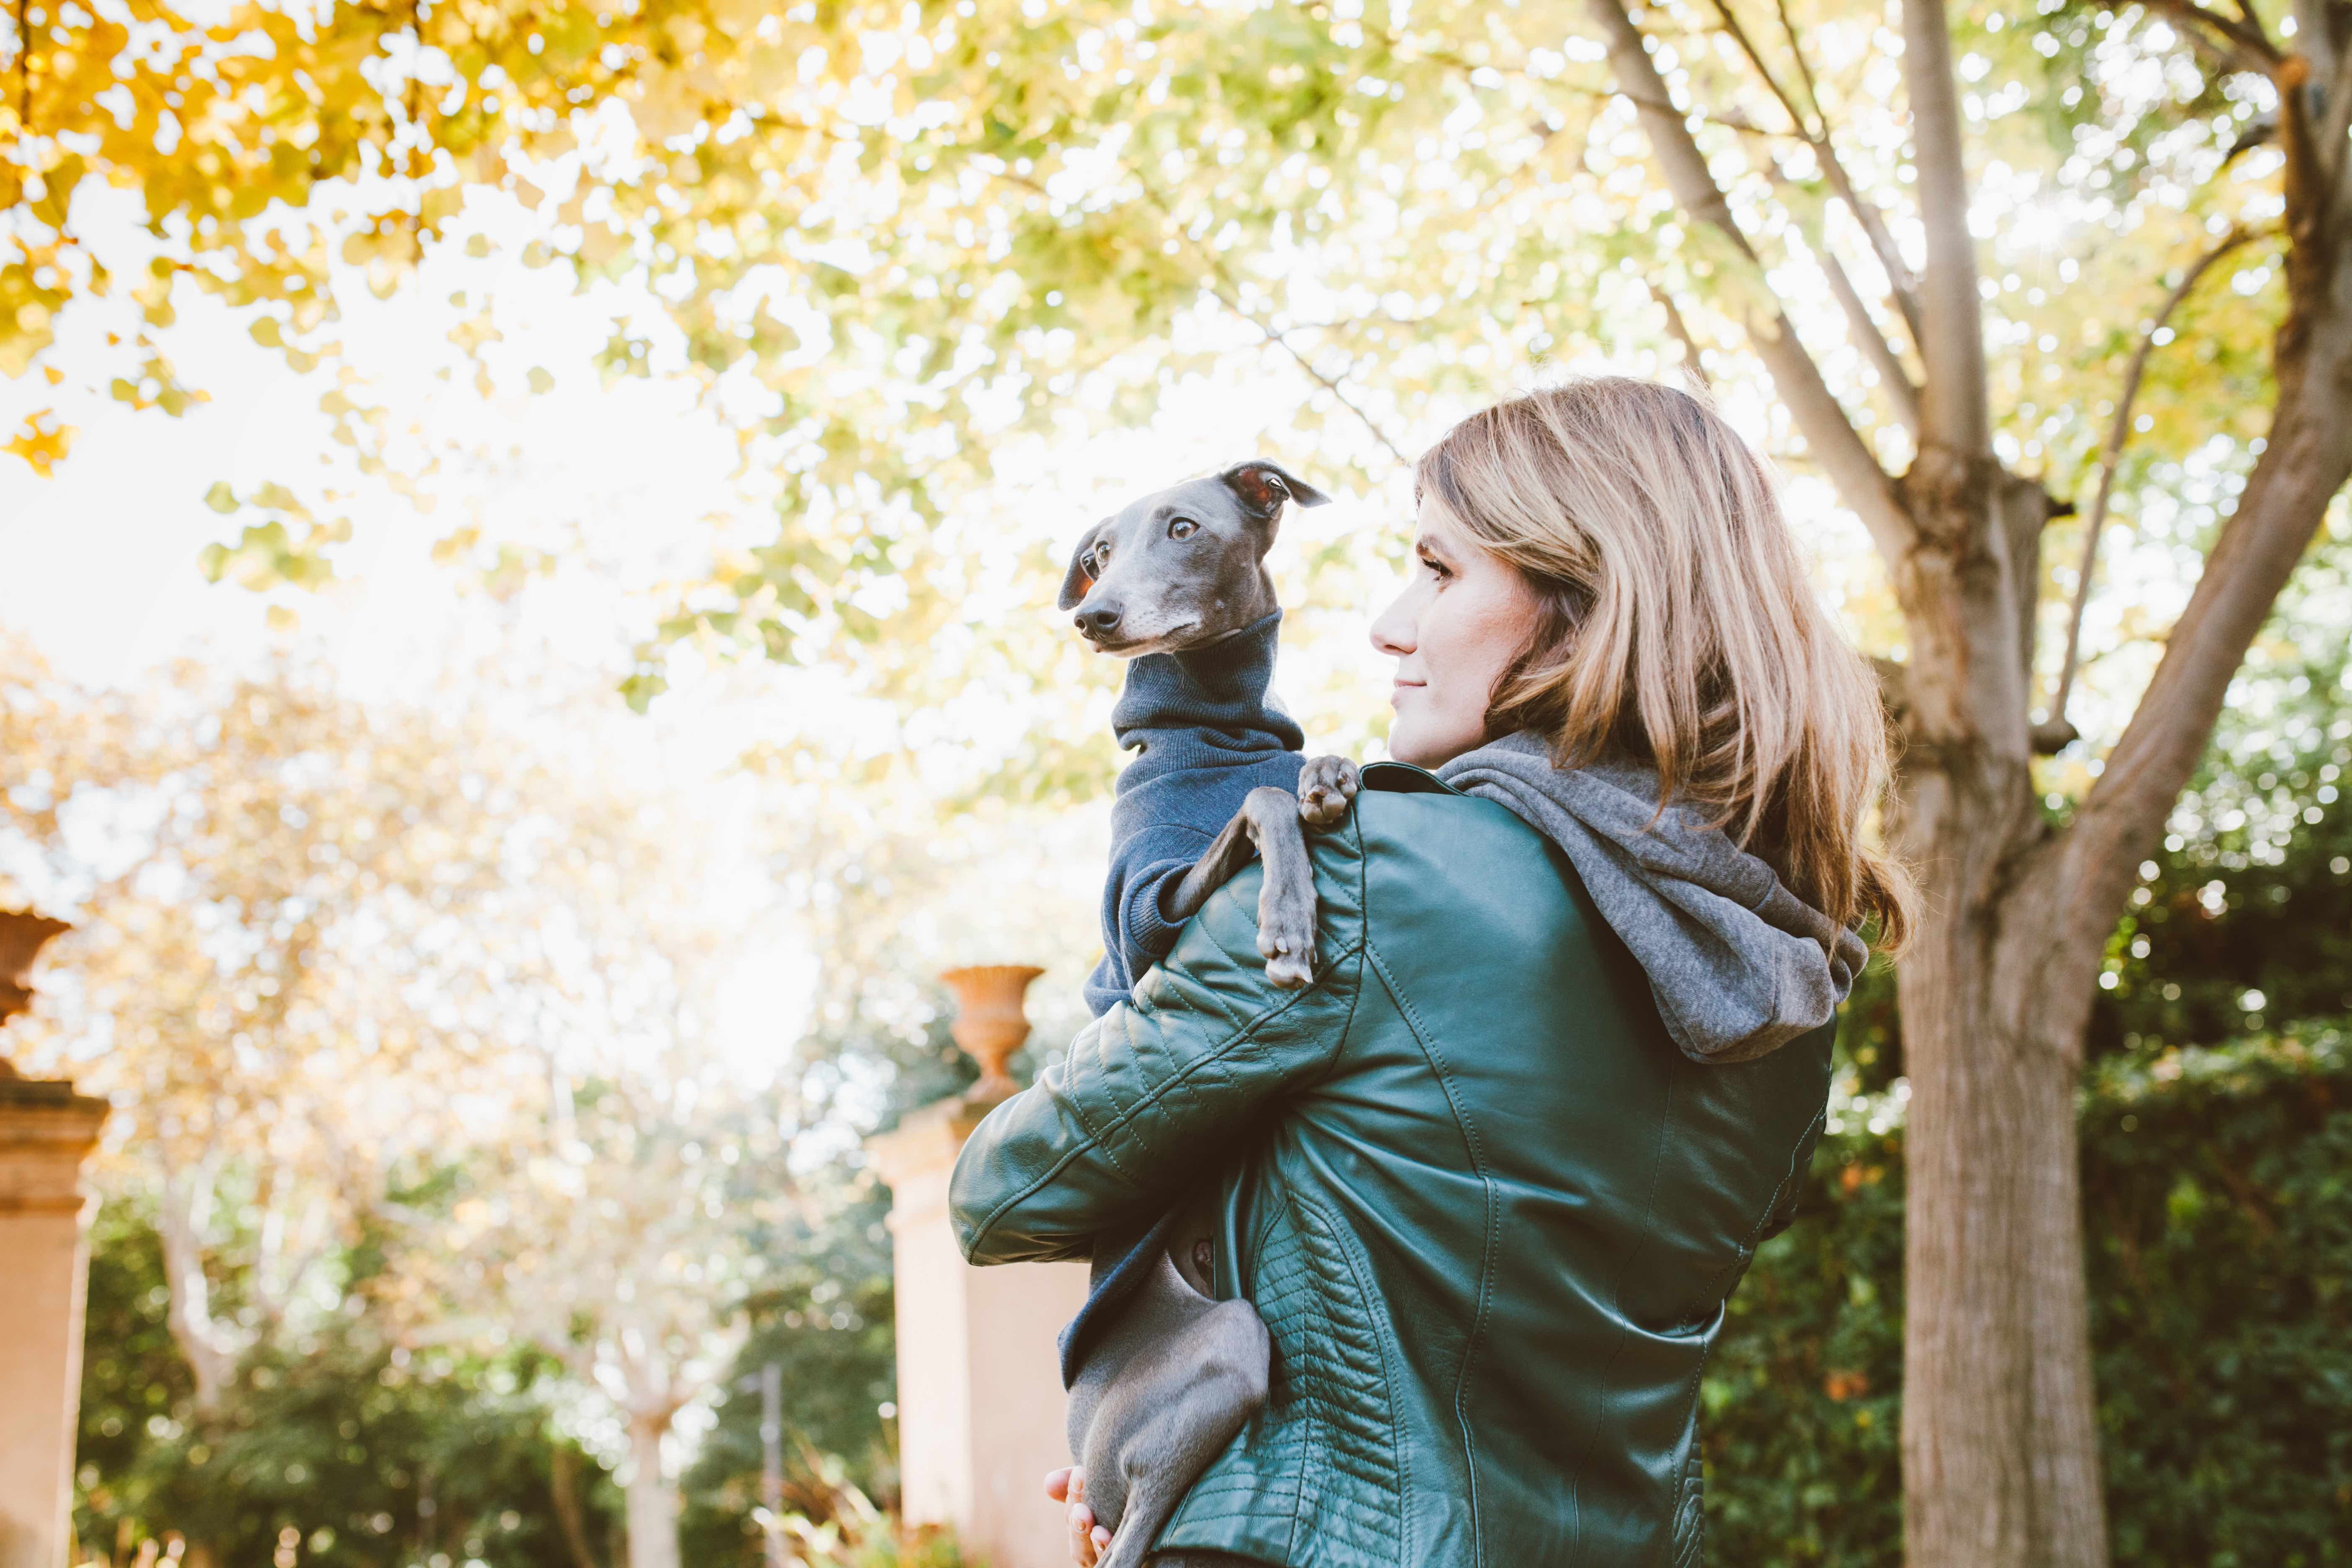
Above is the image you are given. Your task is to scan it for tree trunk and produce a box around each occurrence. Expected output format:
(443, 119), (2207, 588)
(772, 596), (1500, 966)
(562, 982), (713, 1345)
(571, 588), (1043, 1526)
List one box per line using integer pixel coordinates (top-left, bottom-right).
(156, 1160), (241, 1417)
(1896, 827), (2113, 1567)
(1892, 157), (2352, 1566)
(623, 1414), (682, 1568)
(550, 1442), (607, 1568)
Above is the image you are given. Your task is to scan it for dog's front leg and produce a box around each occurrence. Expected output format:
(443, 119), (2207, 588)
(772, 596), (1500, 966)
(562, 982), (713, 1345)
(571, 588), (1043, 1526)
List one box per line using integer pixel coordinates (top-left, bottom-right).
(1239, 787), (1320, 988)
(1162, 787), (1320, 987)
(1163, 807), (1260, 927)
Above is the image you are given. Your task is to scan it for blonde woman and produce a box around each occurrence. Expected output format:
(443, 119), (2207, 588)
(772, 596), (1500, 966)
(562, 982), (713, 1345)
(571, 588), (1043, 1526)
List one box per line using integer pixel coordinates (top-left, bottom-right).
(952, 380), (1912, 1568)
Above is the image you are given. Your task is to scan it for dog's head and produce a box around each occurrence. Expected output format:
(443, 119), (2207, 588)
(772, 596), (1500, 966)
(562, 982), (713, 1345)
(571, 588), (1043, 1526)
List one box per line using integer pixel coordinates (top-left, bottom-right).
(1057, 460), (1331, 657)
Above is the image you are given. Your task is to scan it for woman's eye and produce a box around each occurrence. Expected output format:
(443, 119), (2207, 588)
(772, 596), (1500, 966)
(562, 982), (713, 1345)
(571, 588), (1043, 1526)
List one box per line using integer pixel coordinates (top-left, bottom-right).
(1169, 518), (1197, 540)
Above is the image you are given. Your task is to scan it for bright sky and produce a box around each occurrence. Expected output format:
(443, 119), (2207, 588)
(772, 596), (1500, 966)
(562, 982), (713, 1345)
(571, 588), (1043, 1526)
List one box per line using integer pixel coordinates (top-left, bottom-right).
(0, 203), (1438, 1091)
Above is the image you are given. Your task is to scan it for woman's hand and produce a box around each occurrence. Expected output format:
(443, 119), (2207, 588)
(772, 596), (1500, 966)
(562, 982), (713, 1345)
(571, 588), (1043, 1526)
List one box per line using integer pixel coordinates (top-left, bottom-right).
(1044, 1466), (1114, 1567)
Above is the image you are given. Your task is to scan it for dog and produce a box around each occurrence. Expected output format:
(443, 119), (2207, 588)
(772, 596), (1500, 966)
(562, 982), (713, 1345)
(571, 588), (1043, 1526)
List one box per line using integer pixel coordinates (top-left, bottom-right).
(1054, 460), (1359, 1567)
(1058, 461), (1359, 983)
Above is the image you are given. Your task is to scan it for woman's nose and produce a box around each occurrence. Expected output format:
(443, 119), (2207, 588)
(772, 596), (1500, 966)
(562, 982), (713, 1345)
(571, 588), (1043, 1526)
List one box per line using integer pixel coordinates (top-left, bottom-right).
(1369, 589), (1415, 657)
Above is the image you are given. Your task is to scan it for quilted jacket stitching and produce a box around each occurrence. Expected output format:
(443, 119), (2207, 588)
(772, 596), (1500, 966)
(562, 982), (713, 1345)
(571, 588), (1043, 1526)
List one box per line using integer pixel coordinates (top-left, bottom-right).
(1164, 1208), (1318, 1553)
(1176, 891), (1259, 1034)
(1292, 1191), (1412, 1565)
(1050, 1025), (1140, 1188)
(1662, 1306), (1724, 1564)
(1362, 941), (1500, 1568)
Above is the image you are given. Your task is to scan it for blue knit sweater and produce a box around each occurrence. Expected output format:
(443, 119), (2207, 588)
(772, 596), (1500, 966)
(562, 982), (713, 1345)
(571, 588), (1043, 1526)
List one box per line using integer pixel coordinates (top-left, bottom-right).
(1082, 611), (1306, 1018)
(1061, 612), (1305, 1385)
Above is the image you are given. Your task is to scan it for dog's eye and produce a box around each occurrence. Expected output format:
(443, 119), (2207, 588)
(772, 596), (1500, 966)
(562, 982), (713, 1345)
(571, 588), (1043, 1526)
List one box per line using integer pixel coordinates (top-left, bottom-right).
(1090, 541), (1112, 571)
(1168, 518), (1198, 540)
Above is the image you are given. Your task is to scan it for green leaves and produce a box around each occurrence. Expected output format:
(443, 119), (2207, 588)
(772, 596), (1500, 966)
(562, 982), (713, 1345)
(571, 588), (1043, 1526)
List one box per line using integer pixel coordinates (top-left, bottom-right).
(1706, 1024), (2352, 1566)
(196, 486), (352, 592)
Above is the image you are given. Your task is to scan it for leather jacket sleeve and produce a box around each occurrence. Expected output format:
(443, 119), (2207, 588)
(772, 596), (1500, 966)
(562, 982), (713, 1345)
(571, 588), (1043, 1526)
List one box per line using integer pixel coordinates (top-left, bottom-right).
(950, 840), (1367, 1266)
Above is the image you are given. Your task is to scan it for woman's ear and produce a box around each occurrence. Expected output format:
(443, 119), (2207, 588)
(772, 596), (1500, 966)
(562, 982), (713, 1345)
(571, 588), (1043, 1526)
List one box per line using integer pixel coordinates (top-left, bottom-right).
(1219, 461), (1331, 521)
(1058, 523), (1104, 610)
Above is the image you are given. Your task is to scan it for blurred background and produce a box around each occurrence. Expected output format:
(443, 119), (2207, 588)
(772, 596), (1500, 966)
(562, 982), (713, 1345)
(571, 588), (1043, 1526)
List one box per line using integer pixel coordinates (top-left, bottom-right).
(1, 0), (2347, 1563)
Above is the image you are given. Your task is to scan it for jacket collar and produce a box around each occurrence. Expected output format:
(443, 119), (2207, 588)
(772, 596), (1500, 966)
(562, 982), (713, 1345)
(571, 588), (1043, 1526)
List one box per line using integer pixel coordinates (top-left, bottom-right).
(1359, 759), (1465, 796)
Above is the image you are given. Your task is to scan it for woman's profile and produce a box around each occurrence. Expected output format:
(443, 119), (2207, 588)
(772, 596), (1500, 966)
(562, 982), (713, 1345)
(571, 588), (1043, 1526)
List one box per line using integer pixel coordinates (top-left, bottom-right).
(951, 378), (1913, 1567)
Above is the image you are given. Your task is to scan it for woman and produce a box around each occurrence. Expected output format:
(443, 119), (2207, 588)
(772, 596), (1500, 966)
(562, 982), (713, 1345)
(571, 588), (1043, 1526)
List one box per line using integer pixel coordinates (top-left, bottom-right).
(949, 380), (1912, 1567)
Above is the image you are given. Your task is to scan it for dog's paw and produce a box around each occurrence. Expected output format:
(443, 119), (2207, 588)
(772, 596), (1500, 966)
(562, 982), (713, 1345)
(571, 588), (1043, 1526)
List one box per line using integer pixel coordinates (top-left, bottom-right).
(1262, 944), (1315, 990)
(1297, 755), (1359, 829)
(1257, 915), (1317, 989)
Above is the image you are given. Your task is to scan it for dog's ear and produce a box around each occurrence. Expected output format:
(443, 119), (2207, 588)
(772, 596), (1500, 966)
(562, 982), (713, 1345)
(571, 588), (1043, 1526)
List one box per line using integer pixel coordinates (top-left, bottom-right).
(1219, 460), (1332, 521)
(1057, 522), (1105, 610)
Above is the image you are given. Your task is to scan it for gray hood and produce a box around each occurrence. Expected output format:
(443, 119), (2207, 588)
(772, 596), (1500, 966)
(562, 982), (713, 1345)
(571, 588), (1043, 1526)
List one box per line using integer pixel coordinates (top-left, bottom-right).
(1436, 730), (1865, 1065)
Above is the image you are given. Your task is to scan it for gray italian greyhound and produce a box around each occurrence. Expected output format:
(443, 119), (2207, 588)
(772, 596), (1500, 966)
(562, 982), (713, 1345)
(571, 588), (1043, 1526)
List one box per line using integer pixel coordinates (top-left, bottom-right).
(1057, 461), (1359, 1568)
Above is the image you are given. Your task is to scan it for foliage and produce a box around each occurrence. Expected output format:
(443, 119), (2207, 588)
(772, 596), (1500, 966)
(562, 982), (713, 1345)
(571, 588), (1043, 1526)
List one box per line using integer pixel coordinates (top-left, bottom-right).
(8, 0), (2307, 764)
(1834, 637), (2352, 1093)
(0, 639), (588, 1409)
(754, 1454), (964, 1568)
(1703, 1022), (2352, 1565)
(679, 1181), (899, 1552)
(6, 631), (1074, 1567)
(72, 1181), (959, 1568)
(2093, 653), (2352, 1055)
(75, 1198), (626, 1568)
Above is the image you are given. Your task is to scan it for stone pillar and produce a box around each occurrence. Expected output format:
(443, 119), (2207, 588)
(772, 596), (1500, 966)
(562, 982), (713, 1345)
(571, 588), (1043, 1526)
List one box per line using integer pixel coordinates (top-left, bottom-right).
(867, 967), (1089, 1568)
(0, 912), (106, 1568)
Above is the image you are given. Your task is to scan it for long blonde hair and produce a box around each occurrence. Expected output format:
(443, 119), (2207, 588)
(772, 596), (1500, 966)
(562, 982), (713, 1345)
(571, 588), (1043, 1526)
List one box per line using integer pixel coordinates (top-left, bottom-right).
(1417, 378), (1913, 950)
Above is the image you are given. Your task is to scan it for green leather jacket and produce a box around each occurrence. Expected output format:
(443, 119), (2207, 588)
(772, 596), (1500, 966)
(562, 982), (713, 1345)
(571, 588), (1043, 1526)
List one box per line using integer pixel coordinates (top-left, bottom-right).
(949, 763), (1832, 1568)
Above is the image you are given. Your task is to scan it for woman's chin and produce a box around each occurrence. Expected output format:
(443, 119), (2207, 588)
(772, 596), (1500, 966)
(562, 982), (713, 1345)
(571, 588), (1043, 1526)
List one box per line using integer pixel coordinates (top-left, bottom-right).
(1385, 720), (1475, 772)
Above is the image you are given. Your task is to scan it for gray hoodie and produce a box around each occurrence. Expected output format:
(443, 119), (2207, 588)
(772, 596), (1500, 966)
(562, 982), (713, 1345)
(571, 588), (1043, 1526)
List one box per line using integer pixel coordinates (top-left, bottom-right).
(1436, 730), (1866, 1064)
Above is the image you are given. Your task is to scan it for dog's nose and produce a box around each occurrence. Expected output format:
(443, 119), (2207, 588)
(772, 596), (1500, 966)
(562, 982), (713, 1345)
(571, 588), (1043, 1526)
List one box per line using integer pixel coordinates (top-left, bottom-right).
(1076, 606), (1123, 639)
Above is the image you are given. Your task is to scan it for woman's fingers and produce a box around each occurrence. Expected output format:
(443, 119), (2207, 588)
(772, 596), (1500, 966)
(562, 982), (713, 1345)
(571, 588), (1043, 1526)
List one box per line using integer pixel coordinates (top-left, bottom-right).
(1061, 1467), (1100, 1567)
(1044, 1467), (1074, 1504)
(1067, 1502), (1100, 1567)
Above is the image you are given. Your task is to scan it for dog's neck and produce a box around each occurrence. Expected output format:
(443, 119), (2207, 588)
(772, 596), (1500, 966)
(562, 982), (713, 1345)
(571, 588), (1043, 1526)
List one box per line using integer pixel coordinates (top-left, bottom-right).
(1176, 563), (1278, 653)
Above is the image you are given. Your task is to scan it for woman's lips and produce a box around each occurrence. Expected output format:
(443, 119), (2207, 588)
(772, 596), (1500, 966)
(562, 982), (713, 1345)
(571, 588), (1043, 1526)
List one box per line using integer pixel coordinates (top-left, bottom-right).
(1390, 680), (1424, 707)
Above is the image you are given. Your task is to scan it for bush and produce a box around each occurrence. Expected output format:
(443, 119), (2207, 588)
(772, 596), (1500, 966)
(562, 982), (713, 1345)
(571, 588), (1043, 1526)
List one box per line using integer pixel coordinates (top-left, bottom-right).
(72, 1201), (622, 1568)
(1703, 1023), (2352, 1565)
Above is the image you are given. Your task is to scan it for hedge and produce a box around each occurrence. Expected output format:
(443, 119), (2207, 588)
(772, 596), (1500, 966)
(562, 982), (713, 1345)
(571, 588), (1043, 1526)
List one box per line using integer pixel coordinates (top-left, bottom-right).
(1703, 1022), (2352, 1565)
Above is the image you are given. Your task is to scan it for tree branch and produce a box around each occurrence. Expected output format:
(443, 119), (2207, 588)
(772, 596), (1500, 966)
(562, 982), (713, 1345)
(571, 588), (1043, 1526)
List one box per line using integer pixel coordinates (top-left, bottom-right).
(2060, 318), (2352, 939)
(1719, 0), (1926, 343)
(1902, 0), (1991, 456)
(2290, 0), (2342, 86)
(1765, 158), (1925, 434)
(1224, 299), (1416, 470)
(1584, 0), (1914, 556)
(2318, 47), (2352, 198)
(1651, 280), (1713, 387)
(2046, 227), (2256, 739)
(549, 1442), (607, 1568)
(2231, 0), (2275, 52)
(1819, 240), (1924, 434)
(2136, 0), (2286, 74)
(1813, 146), (1926, 351)
(1133, 181), (1415, 469)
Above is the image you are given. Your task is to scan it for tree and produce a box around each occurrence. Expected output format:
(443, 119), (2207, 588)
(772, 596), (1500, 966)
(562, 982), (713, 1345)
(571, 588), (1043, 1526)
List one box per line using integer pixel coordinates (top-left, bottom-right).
(1567, 6), (2349, 1560)
(0, 641), (568, 1416)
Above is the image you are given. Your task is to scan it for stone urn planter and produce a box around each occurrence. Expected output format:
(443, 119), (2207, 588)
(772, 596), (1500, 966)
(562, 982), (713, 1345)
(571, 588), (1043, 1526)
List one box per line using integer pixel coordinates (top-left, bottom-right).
(0, 910), (71, 1044)
(940, 964), (1046, 1105)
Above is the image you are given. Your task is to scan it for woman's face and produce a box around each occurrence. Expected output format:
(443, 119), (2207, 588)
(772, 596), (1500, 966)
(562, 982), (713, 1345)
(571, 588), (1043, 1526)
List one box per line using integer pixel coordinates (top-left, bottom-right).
(1369, 500), (1541, 769)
